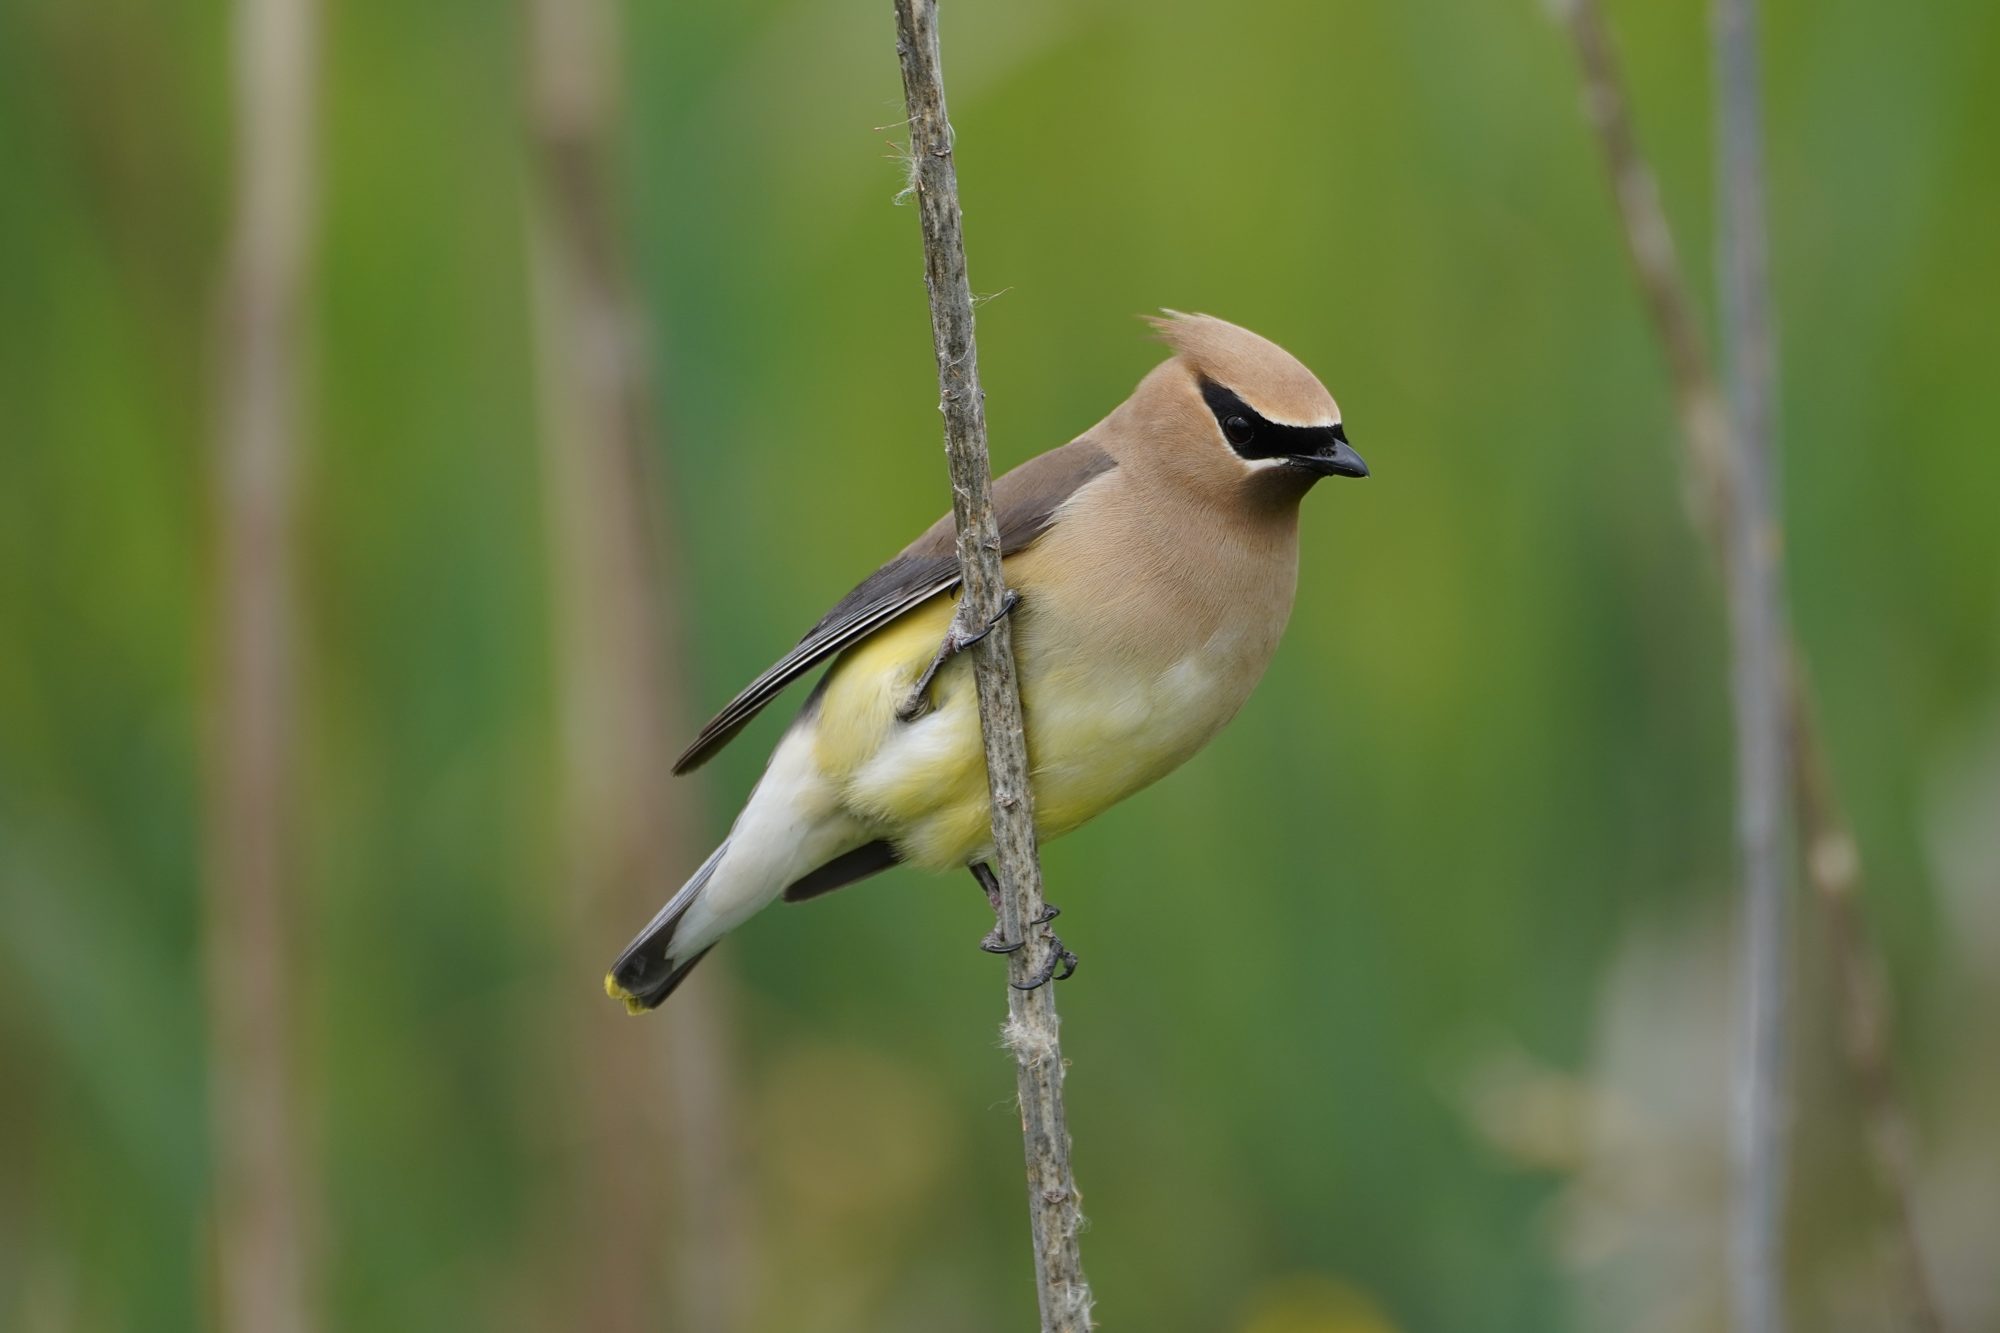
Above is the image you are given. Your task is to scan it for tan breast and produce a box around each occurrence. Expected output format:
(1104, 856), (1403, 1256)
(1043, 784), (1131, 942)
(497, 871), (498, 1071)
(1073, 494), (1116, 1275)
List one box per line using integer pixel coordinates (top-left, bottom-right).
(1002, 463), (1302, 835)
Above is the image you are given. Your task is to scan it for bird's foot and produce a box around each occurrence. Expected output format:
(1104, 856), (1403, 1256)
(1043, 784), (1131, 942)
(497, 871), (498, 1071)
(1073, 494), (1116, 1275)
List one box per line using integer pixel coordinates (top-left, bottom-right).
(976, 901), (1059, 955)
(896, 589), (1021, 723)
(1011, 930), (1080, 991)
(967, 862), (1069, 981)
(952, 587), (1020, 652)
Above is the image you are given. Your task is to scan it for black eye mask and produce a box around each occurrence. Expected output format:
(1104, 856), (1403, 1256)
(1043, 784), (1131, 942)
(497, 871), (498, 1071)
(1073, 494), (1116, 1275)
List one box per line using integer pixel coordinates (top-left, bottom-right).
(1198, 376), (1347, 462)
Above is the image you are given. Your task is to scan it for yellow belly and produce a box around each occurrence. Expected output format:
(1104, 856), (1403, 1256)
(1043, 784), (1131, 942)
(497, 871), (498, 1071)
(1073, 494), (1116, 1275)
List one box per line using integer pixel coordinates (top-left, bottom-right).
(811, 590), (1265, 869)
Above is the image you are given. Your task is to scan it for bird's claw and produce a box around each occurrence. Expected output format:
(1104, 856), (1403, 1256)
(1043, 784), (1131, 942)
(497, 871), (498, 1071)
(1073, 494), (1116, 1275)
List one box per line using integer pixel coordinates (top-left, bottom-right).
(975, 899), (1060, 955)
(1011, 931), (1079, 991)
(967, 863), (1073, 985)
(955, 588), (1020, 652)
(896, 589), (1022, 723)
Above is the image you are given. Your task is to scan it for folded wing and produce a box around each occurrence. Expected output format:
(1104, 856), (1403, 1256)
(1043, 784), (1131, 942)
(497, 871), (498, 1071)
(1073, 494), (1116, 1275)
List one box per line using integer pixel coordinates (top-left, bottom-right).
(672, 439), (1117, 773)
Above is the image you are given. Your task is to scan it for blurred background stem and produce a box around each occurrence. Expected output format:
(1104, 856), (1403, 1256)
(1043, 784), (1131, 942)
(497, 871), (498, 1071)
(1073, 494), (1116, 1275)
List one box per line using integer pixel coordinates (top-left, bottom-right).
(1560, 2), (1942, 1328)
(526, 0), (750, 1326)
(203, 0), (320, 1329)
(1711, 0), (1793, 1326)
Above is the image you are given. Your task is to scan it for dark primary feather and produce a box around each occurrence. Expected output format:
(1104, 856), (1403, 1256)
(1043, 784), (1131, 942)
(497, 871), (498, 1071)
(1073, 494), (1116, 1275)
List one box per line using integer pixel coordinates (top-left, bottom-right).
(671, 439), (1117, 774)
(782, 839), (902, 902)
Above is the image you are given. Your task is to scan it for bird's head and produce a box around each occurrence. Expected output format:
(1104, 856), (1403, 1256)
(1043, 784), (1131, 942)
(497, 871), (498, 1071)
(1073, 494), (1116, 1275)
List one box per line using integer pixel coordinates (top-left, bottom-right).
(1129, 311), (1367, 500)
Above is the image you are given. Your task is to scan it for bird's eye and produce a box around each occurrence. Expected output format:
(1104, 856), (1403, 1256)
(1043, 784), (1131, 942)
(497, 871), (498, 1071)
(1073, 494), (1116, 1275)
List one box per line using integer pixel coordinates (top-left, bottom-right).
(1223, 415), (1255, 447)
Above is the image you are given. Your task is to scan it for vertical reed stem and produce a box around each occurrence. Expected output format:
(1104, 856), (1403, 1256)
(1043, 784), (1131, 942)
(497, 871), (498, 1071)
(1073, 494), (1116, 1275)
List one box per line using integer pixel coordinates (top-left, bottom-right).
(527, 0), (749, 1324)
(205, 0), (320, 1328)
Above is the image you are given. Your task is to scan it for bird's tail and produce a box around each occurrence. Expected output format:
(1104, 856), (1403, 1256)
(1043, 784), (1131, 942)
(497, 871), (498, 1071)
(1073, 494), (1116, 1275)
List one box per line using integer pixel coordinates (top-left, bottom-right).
(604, 841), (729, 1013)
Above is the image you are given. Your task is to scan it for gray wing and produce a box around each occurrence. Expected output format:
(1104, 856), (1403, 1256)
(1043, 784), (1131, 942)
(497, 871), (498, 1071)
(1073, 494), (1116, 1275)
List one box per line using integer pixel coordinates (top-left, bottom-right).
(672, 439), (1116, 774)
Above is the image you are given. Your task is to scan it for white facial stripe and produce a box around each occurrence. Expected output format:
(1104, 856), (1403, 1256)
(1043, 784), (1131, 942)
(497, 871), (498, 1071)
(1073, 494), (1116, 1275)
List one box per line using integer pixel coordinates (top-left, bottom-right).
(1232, 393), (1342, 430)
(1242, 408), (1342, 430)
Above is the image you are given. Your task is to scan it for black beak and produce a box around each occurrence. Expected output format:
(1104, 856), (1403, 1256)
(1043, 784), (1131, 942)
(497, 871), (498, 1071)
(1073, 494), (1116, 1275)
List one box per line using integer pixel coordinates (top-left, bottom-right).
(1289, 430), (1369, 479)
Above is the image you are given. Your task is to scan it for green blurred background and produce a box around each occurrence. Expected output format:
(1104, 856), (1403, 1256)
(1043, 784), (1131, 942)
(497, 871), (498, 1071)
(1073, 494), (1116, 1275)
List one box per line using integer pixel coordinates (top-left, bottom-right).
(3, 0), (1997, 1329)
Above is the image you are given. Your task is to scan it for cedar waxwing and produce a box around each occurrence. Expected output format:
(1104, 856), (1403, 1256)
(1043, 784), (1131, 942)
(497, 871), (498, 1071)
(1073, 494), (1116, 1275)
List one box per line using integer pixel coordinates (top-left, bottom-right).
(607, 312), (1367, 1010)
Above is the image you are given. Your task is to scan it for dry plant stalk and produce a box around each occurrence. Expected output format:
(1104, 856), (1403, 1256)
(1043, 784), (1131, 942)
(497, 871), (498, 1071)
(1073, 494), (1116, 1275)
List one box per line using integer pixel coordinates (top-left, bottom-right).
(890, 1), (1093, 1327)
(1711, 0), (1792, 1326)
(526, 0), (748, 1326)
(1559, 2), (1942, 1328)
(204, 0), (320, 1329)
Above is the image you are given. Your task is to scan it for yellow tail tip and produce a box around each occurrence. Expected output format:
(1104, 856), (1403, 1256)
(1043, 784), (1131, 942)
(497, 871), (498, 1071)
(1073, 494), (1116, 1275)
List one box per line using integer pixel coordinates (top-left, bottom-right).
(603, 973), (647, 1015)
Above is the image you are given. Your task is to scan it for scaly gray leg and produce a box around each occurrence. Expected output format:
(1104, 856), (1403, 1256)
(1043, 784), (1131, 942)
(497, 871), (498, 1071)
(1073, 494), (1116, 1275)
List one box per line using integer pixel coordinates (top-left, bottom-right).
(896, 589), (1021, 723)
